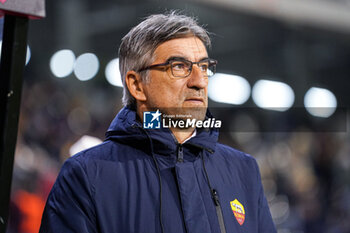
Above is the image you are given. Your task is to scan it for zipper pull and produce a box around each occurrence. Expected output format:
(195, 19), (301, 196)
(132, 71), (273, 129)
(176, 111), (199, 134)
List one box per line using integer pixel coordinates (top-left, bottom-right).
(211, 189), (220, 206)
(177, 145), (184, 163)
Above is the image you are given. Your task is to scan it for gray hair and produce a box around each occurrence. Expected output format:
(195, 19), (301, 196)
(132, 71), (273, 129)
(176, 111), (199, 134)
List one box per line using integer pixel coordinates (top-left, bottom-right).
(118, 11), (211, 107)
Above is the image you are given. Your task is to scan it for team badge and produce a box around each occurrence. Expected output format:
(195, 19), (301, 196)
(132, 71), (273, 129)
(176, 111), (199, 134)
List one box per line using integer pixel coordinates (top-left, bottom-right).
(230, 199), (245, 225)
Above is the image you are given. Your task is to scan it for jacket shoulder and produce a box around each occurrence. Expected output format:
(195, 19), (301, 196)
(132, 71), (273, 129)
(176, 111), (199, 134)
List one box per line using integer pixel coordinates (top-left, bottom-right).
(71, 140), (142, 163)
(212, 143), (260, 178)
(215, 143), (256, 164)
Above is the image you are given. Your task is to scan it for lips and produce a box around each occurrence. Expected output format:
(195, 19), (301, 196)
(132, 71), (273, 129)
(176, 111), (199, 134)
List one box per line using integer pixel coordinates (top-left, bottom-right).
(184, 97), (206, 107)
(185, 97), (204, 102)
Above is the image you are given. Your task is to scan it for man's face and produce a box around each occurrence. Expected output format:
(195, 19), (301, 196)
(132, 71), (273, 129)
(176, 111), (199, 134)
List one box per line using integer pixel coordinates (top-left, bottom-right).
(141, 36), (209, 121)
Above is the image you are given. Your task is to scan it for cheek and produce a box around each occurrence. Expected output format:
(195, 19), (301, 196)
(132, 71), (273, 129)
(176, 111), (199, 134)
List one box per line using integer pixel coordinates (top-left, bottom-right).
(147, 73), (187, 103)
(159, 89), (181, 102)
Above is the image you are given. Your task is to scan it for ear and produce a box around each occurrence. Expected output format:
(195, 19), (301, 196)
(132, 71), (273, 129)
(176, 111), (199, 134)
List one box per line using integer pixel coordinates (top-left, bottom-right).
(125, 71), (147, 102)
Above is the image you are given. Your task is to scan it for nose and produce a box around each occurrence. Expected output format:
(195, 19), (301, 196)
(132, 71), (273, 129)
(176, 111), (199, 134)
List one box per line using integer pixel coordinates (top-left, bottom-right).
(186, 65), (208, 90)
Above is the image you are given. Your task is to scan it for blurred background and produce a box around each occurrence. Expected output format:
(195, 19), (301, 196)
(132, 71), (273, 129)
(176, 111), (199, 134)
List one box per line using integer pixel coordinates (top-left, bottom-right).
(1, 0), (350, 232)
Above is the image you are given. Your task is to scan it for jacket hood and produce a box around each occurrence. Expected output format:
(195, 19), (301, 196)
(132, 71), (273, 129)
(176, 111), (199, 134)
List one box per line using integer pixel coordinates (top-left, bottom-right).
(105, 107), (219, 155)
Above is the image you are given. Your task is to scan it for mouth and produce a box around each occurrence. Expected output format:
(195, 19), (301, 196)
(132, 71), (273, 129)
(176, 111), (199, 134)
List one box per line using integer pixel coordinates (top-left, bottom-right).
(185, 97), (204, 102)
(184, 97), (205, 105)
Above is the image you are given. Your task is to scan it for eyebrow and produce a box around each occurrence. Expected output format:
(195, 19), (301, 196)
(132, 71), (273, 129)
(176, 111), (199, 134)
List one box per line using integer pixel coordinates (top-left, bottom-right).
(165, 56), (210, 63)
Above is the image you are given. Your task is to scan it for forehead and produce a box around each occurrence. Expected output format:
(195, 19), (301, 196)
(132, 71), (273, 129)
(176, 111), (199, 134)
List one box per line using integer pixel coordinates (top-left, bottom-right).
(153, 36), (208, 62)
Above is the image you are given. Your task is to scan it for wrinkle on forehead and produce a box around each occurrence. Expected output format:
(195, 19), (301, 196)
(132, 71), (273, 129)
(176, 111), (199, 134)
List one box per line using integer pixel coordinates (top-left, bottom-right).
(153, 37), (208, 62)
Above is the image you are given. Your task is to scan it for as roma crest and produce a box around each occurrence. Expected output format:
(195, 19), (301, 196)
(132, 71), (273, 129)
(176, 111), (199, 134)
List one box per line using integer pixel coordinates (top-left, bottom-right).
(230, 199), (245, 225)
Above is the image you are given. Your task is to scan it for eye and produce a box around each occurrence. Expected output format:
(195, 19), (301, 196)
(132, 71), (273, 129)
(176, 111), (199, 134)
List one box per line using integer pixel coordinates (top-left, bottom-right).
(172, 61), (187, 71)
(199, 63), (209, 71)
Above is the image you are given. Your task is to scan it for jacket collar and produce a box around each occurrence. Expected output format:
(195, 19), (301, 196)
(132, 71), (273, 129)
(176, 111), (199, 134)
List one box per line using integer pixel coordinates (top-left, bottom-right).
(105, 106), (219, 155)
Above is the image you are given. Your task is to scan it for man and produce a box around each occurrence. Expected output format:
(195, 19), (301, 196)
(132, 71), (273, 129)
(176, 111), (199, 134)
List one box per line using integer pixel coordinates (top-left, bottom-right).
(40, 12), (276, 233)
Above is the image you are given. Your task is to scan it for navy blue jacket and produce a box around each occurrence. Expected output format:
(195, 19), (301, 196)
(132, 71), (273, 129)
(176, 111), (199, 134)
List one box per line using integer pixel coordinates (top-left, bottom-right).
(40, 107), (276, 233)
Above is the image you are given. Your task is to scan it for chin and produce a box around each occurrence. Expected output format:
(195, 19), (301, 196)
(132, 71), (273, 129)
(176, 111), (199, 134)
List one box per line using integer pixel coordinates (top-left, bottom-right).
(181, 106), (207, 121)
(156, 104), (207, 121)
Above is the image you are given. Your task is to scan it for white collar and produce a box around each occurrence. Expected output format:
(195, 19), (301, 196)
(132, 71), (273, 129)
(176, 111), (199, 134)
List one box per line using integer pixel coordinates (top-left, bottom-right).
(182, 129), (197, 144)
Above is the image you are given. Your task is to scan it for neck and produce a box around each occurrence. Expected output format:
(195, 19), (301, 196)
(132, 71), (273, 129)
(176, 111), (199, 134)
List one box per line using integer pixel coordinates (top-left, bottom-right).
(170, 127), (195, 144)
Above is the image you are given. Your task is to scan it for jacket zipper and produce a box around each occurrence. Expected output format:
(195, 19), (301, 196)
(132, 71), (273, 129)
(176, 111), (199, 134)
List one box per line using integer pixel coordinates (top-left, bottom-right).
(177, 143), (226, 233)
(177, 144), (184, 163)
